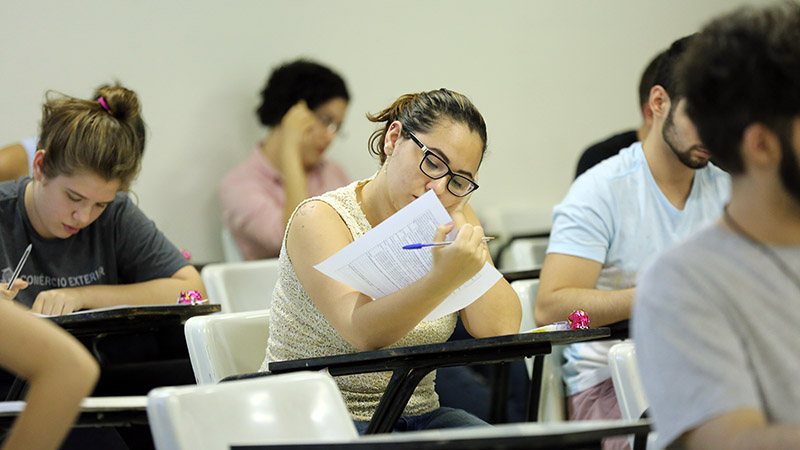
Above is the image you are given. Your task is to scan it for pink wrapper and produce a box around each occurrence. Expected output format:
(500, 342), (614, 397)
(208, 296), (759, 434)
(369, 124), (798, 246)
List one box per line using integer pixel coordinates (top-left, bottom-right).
(177, 290), (205, 305)
(568, 309), (590, 329)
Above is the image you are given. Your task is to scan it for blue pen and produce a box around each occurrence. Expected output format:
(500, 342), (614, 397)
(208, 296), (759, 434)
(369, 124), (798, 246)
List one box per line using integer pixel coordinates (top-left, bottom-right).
(402, 237), (495, 250)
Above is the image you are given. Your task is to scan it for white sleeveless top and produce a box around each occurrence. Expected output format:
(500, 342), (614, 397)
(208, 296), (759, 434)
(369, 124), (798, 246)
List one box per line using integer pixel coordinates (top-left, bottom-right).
(262, 177), (458, 421)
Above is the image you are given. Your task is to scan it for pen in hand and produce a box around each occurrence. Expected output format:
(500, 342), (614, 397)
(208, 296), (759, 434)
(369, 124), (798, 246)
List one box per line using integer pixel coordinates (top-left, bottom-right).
(402, 237), (495, 250)
(6, 243), (32, 290)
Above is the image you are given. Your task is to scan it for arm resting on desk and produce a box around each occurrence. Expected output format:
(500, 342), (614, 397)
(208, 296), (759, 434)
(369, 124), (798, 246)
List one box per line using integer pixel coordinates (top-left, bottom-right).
(30, 265), (206, 316)
(535, 253), (634, 327)
(0, 301), (99, 450)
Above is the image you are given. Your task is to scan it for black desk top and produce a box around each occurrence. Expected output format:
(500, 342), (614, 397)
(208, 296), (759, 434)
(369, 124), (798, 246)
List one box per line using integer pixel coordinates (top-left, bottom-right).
(4, 304), (221, 399)
(267, 328), (609, 377)
(47, 304), (220, 336)
(500, 269), (541, 282)
(231, 419), (651, 450)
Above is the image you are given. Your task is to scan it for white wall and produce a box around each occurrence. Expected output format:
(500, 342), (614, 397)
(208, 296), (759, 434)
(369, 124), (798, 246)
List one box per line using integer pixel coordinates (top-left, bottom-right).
(0, 0), (767, 262)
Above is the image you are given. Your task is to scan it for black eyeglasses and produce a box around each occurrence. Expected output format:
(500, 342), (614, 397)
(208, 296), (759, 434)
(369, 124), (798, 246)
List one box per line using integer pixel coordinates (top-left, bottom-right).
(404, 128), (479, 197)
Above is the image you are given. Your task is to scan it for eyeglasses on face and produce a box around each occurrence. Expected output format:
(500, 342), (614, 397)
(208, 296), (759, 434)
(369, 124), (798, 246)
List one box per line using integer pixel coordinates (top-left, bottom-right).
(404, 127), (479, 197)
(314, 113), (342, 135)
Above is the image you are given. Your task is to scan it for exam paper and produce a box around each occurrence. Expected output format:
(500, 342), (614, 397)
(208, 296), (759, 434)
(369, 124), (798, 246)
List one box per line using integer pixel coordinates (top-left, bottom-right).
(314, 190), (502, 321)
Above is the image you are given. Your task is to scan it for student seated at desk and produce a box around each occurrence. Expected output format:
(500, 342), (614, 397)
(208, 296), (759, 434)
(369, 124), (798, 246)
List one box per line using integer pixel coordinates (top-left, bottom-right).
(0, 287), (99, 450)
(220, 59), (351, 260)
(262, 88), (521, 433)
(0, 84), (205, 315)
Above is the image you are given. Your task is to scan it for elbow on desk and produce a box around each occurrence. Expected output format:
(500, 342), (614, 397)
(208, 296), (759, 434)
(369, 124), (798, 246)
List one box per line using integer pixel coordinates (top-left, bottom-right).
(533, 299), (560, 328)
(345, 333), (397, 353)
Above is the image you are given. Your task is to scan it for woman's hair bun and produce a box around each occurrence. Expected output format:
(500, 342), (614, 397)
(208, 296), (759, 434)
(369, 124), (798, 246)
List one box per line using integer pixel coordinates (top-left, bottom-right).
(94, 84), (141, 122)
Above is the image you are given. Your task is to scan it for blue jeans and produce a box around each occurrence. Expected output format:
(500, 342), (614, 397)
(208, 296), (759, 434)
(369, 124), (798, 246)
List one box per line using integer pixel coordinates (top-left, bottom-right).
(354, 407), (488, 434)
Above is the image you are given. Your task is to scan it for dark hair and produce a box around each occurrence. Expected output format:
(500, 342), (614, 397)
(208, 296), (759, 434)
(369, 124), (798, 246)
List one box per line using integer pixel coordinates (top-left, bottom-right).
(681, 3), (800, 174)
(638, 50), (667, 107)
(37, 84), (146, 191)
(652, 34), (696, 100)
(366, 88), (488, 165)
(256, 59), (349, 127)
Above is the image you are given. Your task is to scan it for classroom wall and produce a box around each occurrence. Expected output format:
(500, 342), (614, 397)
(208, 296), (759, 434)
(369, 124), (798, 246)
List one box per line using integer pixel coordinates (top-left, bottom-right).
(0, 0), (769, 262)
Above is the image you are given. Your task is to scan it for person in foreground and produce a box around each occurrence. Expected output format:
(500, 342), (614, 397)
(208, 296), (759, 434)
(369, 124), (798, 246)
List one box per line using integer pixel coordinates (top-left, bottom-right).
(0, 290), (98, 450)
(0, 84), (205, 315)
(220, 59), (350, 260)
(634, 3), (800, 449)
(263, 88), (521, 433)
(534, 35), (730, 450)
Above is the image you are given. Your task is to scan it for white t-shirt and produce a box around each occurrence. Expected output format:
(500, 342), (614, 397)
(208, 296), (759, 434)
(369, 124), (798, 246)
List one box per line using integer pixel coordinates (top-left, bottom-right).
(634, 224), (800, 448)
(546, 142), (730, 395)
(20, 136), (37, 176)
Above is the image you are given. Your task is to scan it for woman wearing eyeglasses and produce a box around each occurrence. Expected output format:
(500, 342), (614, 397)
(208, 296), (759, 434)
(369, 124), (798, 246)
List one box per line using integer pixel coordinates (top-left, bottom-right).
(264, 88), (521, 432)
(220, 59), (351, 260)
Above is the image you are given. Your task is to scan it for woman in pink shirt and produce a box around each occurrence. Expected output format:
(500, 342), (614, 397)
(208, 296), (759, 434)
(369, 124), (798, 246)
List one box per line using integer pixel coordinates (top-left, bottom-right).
(220, 60), (350, 260)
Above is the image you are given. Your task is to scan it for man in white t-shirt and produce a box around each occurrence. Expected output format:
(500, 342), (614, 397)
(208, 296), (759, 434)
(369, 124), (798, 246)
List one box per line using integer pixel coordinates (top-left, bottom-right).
(535, 35), (731, 449)
(635, 4), (800, 449)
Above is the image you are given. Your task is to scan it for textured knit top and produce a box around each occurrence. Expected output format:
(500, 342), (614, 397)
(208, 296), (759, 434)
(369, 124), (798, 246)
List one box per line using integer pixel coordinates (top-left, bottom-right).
(261, 177), (458, 421)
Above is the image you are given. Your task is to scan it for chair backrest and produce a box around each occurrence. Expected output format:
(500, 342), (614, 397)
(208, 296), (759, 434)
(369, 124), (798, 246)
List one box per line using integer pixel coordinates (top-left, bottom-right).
(511, 278), (540, 334)
(499, 237), (550, 272)
(184, 310), (270, 385)
(147, 372), (358, 450)
(608, 342), (657, 448)
(220, 226), (244, 262)
(200, 259), (280, 313)
(608, 342), (649, 421)
(510, 278), (566, 422)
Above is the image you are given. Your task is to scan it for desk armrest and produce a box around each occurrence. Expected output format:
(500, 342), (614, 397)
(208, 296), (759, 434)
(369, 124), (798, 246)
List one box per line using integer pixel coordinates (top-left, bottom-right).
(222, 329), (609, 434)
(223, 329), (609, 381)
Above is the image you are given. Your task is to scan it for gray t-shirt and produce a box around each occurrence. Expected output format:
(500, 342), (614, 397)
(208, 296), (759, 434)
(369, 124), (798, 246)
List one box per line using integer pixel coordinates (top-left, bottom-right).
(0, 177), (189, 308)
(633, 223), (800, 448)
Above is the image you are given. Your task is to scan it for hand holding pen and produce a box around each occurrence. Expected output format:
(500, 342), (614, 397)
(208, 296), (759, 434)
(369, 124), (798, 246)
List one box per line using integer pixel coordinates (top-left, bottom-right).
(2, 244), (31, 301)
(403, 236), (495, 250)
(427, 223), (490, 292)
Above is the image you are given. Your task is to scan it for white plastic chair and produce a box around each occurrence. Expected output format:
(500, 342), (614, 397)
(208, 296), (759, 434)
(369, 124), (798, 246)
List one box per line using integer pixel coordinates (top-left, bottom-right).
(510, 279), (566, 422)
(147, 371), (357, 450)
(220, 226), (244, 262)
(200, 259), (280, 313)
(498, 237), (550, 272)
(608, 342), (658, 448)
(184, 310), (270, 385)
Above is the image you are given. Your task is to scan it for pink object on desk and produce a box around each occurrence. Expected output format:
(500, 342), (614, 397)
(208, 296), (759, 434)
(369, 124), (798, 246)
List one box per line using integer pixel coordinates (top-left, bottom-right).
(568, 309), (590, 329)
(177, 290), (206, 305)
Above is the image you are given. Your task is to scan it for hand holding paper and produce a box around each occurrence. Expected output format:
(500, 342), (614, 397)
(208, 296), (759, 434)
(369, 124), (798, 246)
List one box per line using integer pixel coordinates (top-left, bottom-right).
(314, 191), (501, 322)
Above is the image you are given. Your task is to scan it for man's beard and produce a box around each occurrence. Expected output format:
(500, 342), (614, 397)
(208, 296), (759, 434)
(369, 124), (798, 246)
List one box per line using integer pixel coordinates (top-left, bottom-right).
(662, 105), (710, 170)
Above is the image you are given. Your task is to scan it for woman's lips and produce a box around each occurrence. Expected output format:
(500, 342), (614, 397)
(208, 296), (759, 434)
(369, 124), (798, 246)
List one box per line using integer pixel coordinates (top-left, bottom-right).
(63, 224), (80, 234)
